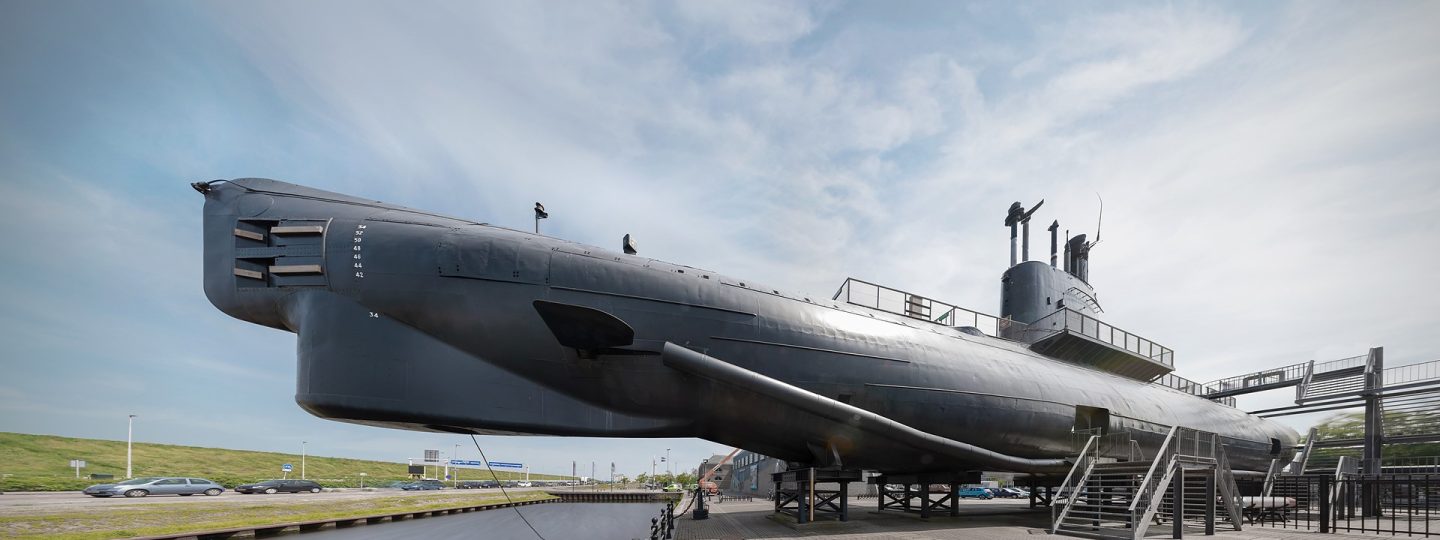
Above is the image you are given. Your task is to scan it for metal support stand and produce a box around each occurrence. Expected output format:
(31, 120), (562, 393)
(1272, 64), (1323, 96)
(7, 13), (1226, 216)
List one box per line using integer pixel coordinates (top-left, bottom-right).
(1172, 468), (1184, 539)
(1361, 347), (1384, 517)
(772, 468), (861, 523)
(919, 474), (931, 519)
(869, 471), (977, 519)
(1204, 472), (1216, 536)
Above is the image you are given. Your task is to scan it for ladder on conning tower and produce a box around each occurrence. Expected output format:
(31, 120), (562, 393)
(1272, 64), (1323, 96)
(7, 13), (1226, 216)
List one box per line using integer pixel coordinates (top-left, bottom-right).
(1051, 427), (1243, 539)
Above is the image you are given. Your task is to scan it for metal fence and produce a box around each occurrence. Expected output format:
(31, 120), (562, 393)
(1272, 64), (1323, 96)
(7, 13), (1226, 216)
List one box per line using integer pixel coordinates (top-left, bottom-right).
(1203, 361), (1310, 395)
(1235, 474), (1439, 536)
(1021, 308), (1174, 367)
(831, 278), (1008, 336)
(647, 501), (675, 540)
(1153, 373), (1237, 407)
(1386, 360), (1440, 386)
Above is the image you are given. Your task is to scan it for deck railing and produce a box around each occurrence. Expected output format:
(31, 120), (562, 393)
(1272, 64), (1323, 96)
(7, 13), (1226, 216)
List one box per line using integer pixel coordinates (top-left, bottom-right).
(1019, 308), (1174, 367)
(831, 278), (1012, 336)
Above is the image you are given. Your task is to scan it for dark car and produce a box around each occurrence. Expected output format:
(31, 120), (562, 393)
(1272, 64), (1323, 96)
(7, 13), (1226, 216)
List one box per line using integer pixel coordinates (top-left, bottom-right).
(400, 480), (445, 491)
(457, 480), (499, 489)
(986, 487), (1017, 498)
(235, 479), (323, 494)
(84, 477), (224, 498)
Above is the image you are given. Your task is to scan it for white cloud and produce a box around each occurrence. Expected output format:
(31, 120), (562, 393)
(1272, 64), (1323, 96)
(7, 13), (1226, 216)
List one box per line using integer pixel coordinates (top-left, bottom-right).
(673, 0), (822, 46)
(3, 0), (1437, 467)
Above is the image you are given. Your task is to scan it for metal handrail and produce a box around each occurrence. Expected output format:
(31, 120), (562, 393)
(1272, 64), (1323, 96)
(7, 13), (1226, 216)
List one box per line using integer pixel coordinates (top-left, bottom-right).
(1050, 434), (1100, 533)
(1204, 361), (1309, 395)
(1215, 446), (1244, 531)
(831, 277), (1012, 336)
(1055, 434), (1099, 500)
(1315, 355), (1367, 374)
(1261, 458), (1279, 497)
(1383, 359), (1440, 386)
(1296, 360), (1315, 401)
(1023, 308), (1173, 367)
(1128, 426), (1179, 512)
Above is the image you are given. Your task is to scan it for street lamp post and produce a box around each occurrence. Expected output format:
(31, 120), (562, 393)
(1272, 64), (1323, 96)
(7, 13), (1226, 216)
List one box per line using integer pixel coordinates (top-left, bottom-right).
(452, 443), (460, 487)
(126, 414), (136, 479)
(301, 441), (307, 480)
(667, 448), (671, 479)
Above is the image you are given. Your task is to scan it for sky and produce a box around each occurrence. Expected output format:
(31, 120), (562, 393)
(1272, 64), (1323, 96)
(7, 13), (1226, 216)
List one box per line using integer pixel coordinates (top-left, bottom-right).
(1, 0), (1437, 479)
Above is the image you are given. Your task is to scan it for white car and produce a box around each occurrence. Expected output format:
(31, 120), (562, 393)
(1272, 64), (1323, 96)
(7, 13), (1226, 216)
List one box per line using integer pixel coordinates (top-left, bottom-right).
(516, 481), (533, 487)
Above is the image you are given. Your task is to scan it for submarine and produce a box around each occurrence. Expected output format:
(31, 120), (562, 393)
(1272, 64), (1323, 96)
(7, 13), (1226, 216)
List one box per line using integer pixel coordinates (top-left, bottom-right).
(195, 178), (1297, 477)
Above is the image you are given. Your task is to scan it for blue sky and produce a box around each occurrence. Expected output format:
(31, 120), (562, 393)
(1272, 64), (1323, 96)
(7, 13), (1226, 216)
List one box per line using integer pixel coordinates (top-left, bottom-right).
(1, 1), (1437, 478)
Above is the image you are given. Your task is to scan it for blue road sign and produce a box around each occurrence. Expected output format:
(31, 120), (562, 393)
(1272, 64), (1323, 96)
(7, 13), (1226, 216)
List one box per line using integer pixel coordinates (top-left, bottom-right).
(282, 463), (293, 472)
(487, 461), (523, 469)
(450, 459), (484, 466)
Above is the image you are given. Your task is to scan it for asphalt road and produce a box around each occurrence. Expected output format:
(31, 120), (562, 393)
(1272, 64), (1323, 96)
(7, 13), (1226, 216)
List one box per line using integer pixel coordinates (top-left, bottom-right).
(0, 486), (551, 516)
(299, 502), (664, 540)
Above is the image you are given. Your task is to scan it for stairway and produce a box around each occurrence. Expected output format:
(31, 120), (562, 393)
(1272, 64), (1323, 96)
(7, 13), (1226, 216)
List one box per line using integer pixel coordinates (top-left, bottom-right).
(1052, 461), (1149, 538)
(1153, 470), (1240, 532)
(1052, 427), (1243, 539)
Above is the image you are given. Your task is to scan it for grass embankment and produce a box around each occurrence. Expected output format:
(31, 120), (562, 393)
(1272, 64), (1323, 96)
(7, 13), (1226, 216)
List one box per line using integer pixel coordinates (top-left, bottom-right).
(0, 432), (571, 491)
(0, 490), (557, 540)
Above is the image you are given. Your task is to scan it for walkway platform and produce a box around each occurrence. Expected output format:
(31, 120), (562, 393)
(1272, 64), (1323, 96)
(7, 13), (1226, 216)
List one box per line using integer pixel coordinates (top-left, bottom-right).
(676, 497), (1392, 539)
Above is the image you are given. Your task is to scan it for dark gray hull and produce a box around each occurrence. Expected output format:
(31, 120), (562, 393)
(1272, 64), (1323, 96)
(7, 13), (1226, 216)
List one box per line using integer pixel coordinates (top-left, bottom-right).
(198, 178), (1298, 476)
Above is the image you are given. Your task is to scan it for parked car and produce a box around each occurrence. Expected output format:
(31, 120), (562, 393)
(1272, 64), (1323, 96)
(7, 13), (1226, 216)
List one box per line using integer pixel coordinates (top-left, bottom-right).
(516, 481), (533, 487)
(84, 477), (224, 498)
(1003, 487), (1029, 498)
(957, 487), (994, 499)
(400, 480), (445, 491)
(235, 480), (323, 494)
(457, 480), (499, 489)
(662, 483), (682, 492)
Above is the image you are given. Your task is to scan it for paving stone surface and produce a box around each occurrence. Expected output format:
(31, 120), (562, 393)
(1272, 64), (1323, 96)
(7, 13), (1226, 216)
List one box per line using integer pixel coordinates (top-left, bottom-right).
(673, 497), (1413, 540)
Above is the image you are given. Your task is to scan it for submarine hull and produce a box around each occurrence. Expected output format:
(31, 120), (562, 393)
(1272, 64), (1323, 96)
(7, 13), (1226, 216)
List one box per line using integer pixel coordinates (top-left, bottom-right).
(199, 178), (1297, 475)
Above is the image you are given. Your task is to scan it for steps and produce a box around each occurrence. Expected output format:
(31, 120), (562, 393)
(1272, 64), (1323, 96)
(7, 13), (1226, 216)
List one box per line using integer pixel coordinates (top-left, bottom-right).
(1052, 427), (1242, 539)
(1153, 470), (1239, 531)
(1053, 462), (1148, 538)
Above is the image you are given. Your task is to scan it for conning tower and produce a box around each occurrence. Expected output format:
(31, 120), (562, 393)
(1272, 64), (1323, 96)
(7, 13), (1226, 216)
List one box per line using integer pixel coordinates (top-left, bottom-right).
(1000, 200), (1102, 325)
(999, 200), (1174, 382)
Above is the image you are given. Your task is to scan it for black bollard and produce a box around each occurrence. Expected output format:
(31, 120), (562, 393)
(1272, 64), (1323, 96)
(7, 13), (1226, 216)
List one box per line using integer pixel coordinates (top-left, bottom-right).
(693, 486), (710, 519)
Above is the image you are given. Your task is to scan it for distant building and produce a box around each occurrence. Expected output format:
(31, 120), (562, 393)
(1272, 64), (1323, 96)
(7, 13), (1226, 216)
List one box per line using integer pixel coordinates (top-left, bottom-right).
(697, 454), (733, 489)
(723, 450), (786, 497)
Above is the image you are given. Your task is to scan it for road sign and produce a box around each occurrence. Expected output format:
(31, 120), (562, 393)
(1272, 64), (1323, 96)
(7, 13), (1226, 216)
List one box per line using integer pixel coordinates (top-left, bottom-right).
(282, 463), (293, 472)
(449, 459), (484, 467)
(69, 460), (86, 468)
(487, 461), (523, 469)
(424, 449), (440, 463)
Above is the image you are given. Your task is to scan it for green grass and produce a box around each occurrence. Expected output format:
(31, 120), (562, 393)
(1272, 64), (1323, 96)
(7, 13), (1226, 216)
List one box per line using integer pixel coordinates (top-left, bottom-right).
(0, 432), (572, 491)
(0, 490), (558, 539)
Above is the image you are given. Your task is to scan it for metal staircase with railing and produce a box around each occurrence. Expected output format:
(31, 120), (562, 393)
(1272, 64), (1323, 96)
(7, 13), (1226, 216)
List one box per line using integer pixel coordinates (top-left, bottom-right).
(1051, 427), (1243, 539)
